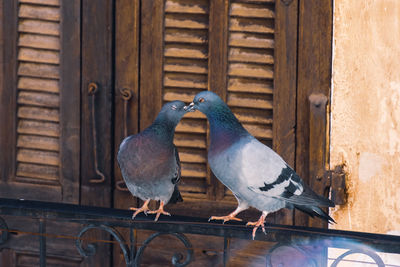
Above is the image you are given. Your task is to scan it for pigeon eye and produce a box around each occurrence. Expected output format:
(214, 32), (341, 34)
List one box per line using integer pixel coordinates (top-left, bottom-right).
(198, 98), (205, 103)
(171, 105), (177, 110)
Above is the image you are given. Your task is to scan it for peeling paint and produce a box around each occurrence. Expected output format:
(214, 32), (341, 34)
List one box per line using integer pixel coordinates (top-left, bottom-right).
(358, 153), (382, 182)
(330, 0), (400, 234)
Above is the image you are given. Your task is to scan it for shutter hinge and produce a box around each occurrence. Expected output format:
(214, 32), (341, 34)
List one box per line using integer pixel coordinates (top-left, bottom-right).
(324, 164), (347, 205)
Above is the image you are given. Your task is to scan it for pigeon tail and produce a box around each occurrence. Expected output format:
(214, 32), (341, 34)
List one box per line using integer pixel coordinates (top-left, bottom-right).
(294, 204), (335, 224)
(285, 184), (335, 208)
(169, 185), (183, 204)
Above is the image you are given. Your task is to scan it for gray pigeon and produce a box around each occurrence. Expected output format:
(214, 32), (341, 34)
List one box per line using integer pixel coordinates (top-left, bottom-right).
(186, 91), (335, 239)
(117, 101), (188, 221)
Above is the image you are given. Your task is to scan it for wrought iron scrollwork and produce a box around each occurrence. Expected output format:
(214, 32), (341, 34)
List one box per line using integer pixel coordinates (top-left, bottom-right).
(76, 224), (132, 265)
(135, 232), (193, 267)
(76, 224), (193, 267)
(266, 242), (386, 267)
(0, 216), (9, 245)
(331, 248), (385, 267)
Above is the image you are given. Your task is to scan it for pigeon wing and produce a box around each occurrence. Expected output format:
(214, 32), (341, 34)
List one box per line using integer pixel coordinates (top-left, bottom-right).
(243, 140), (334, 207)
(171, 145), (181, 184)
(238, 139), (305, 200)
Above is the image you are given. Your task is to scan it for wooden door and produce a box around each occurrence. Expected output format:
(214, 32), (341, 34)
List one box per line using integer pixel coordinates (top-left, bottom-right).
(112, 0), (332, 265)
(0, 0), (112, 266)
(0, 0), (80, 204)
(114, 0), (298, 222)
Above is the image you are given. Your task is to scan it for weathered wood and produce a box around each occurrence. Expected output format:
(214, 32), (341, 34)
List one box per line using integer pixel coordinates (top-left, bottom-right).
(230, 2), (274, 18)
(228, 63), (273, 78)
(165, 28), (208, 44)
(113, 7), (140, 265)
(229, 32), (274, 49)
(227, 93), (273, 109)
(18, 77), (59, 93)
(208, 0), (230, 201)
(242, 123), (273, 139)
(174, 133), (207, 148)
(228, 77), (273, 94)
(175, 119), (207, 133)
(231, 107), (273, 124)
(178, 149), (207, 163)
(179, 178), (207, 193)
(0, 0), (18, 185)
(165, 0), (209, 14)
(296, 0), (333, 229)
(165, 13), (208, 29)
(18, 106), (59, 122)
(140, 0), (164, 130)
(163, 90), (197, 102)
(17, 119), (60, 137)
(16, 162), (59, 180)
(229, 47), (274, 64)
(19, 33), (60, 50)
(18, 91), (59, 108)
(18, 47), (60, 64)
(271, 0), (298, 226)
(19, 4), (60, 21)
(59, 0), (80, 204)
(80, 0), (113, 266)
(0, 182), (62, 201)
(19, 0), (60, 6)
(18, 19), (60, 35)
(17, 135), (59, 151)
(164, 73), (207, 88)
(17, 148), (59, 166)
(18, 62), (59, 79)
(183, 110), (206, 119)
(235, 0), (274, 3)
(229, 17), (274, 33)
(164, 43), (208, 59)
(181, 162), (207, 178)
(164, 57), (208, 74)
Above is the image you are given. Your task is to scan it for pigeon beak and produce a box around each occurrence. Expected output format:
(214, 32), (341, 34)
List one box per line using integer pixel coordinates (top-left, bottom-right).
(184, 102), (196, 112)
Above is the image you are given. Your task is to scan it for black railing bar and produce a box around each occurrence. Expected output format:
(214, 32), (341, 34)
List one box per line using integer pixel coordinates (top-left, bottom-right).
(39, 219), (46, 267)
(223, 236), (229, 267)
(0, 227), (250, 254)
(0, 198), (399, 252)
(12, 215), (400, 254)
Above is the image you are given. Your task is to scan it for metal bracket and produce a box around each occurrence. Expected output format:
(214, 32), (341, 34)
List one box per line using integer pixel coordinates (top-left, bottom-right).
(324, 164), (347, 205)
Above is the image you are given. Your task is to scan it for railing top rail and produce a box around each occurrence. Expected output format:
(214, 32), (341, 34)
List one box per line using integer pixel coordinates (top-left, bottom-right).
(0, 198), (399, 254)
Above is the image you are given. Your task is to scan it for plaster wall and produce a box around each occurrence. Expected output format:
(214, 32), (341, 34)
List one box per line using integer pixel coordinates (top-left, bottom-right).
(330, 0), (400, 234)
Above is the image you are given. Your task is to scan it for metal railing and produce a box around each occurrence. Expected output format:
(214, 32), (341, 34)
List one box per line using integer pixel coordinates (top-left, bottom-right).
(0, 198), (399, 266)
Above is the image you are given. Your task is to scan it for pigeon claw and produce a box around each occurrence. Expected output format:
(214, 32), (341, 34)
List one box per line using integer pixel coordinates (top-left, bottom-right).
(208, 215), (242, 223)
(246, 214), (267, 240)
(130, 206), (150, 219)
(147, 201), (171, 221)
(129, 199), (151, 220)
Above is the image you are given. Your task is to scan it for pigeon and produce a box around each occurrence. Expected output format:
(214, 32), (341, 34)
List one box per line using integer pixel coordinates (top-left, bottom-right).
(117, 101), (188, 221)
(186, 91), (335, 239)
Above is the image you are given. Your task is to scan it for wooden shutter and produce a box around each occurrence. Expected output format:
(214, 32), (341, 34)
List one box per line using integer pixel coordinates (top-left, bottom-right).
(160, 0), (278, 202)
(164, 0), (210, 198)
(0, 0), (80, 203)
(130, 0), (298, 220)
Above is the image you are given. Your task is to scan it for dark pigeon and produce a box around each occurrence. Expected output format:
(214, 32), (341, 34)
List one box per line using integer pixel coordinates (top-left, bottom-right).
(186, 91), (335, 239)
(117, 101), (188, 221)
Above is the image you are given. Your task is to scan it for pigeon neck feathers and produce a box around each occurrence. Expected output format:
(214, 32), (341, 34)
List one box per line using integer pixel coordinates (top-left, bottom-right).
(146, 115), (178, 144)
(206, 103), (249, 154)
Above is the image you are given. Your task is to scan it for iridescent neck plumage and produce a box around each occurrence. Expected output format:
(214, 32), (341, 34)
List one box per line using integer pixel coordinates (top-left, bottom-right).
(206, 105), (248, 155)
(148, 117), (177, 143)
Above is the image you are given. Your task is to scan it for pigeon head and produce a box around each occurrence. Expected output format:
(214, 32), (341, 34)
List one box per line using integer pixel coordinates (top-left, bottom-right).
(186, 91), (249, 146)
(185, 91), (227, 116)
(155, 100), (188, 126)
